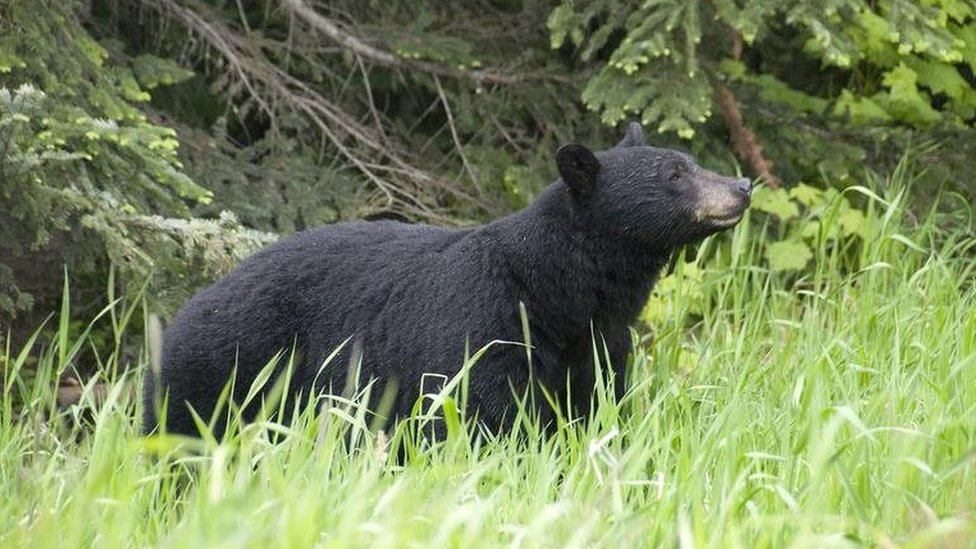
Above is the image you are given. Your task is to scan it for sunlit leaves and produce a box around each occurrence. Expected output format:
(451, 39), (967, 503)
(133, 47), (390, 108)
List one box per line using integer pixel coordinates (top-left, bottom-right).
(752, 187), (800, 221)
(551, 0), (712, 138)
(550, 0), (976, 139)
(766, 240), (814, 272)
(882, 63), (943, 126)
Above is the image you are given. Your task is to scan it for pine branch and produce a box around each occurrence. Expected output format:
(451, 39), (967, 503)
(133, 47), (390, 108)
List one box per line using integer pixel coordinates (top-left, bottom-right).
(281, 0), (571, 86)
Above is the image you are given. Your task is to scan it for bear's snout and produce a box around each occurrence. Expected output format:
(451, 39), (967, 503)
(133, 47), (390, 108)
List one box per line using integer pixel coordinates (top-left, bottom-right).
(732, 177), (752, 196)
(691, 171), (751, 229)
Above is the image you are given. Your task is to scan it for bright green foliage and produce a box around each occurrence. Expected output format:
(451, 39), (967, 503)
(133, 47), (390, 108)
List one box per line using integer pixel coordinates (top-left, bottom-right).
(550, 0), (976, 132)
(549, 1), (714, 137)
(640, 259), (705, 325)
(0, 0), (270, 320)
(3, 163), (974, 547)
(549, 0), (976, 183)
(131, 55), (195, 90)
(741, 178), (879, 272)
(642, 157), (935, 339)
(764, 239), (814, 272)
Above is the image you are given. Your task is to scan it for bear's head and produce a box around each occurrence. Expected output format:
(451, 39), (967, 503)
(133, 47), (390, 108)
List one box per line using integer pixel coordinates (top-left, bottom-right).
(556, 122), (751, 249)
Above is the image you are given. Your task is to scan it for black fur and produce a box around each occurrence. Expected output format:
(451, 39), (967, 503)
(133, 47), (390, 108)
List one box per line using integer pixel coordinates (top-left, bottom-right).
(144, 123), (750, 437)
(556, 144), (600, 201)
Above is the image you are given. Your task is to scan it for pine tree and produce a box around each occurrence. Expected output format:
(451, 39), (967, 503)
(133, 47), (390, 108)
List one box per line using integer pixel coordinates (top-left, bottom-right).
(0, 0), (272, 327)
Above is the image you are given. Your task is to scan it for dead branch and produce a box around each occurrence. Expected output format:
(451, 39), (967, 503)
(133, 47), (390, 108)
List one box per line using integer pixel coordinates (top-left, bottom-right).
(715, 81), (782, 189)
(715, 29), (782, 189)
(433, 75), (480, 192)
(138, 0), (484, 221)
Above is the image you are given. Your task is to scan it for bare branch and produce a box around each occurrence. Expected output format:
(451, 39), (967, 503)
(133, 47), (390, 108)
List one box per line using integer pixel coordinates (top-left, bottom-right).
(714, 28), (782, 189)
(433, 75), (480, 192)
(355, 56), (391, 150)
(138, 0), (486, 221)
(715, 81), (782, 189)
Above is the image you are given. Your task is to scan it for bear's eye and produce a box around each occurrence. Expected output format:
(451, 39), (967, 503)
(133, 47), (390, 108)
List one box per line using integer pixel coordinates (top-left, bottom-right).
(669, 167), (683, 182)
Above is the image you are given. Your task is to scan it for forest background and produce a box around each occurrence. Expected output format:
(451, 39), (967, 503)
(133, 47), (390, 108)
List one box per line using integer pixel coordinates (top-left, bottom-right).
(1, 0), (974, 372)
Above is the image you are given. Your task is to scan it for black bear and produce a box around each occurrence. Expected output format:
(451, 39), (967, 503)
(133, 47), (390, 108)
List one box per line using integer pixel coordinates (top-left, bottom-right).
(143, 123), (750, 437)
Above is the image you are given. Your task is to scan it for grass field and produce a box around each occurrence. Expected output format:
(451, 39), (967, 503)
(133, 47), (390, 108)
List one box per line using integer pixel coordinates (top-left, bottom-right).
(2, 166), (975, 548)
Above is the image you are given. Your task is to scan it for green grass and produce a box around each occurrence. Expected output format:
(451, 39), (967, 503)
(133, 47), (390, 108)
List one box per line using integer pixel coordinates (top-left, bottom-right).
(2, 166), (975, 548)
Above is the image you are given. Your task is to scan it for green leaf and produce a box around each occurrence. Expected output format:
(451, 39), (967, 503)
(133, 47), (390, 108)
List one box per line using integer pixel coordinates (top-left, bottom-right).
(855, 9), (894, 57)
(639, 260), (704, 325)
(909, 59), (969, 101)
(881, 63), (942, 126)
(801, 220), (822, 240)
(77, 33), (107, 67)
(752, 187), (799, 221)
(719, 59), (747, 79)
(956, 24), (976, 73)
(833, 90), (892, 125)
(766, 240), (813, 272)
(115, 69), (151, 103)
(839, 208), (867, 238)
(789, 183), (824, 207)
(937, 0), (974, 21)
(751, 74), (828, 114)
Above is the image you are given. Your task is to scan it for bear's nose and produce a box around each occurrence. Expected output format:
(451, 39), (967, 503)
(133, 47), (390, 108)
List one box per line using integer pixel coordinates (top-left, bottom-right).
(732, 178), (752, 196)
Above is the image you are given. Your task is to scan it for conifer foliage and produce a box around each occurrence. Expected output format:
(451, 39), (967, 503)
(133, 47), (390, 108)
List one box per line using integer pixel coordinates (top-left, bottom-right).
(0, 0), (271, 323)
(549, 0), (976, 183)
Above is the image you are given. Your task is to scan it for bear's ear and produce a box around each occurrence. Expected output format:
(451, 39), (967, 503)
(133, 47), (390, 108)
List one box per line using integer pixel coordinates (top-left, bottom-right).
(556, 144), (600, 201)
(616, 121), (646, 148)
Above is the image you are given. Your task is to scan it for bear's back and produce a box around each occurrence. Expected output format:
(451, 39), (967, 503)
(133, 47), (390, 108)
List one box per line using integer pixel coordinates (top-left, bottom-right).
(151, 219), (494, 433)
(165, 219), (470, 354)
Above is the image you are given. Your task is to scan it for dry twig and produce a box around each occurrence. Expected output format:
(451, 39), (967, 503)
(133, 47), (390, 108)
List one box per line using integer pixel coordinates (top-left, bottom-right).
(138, 0), (480, 221)
(715, 81), (782, 189)
(433, 75), (481, 192)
